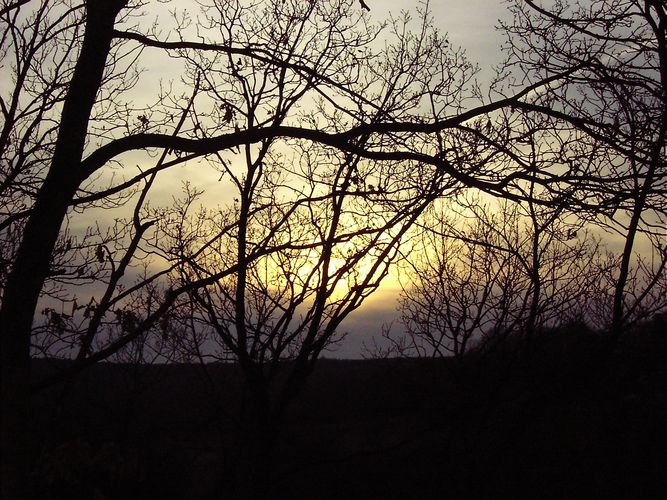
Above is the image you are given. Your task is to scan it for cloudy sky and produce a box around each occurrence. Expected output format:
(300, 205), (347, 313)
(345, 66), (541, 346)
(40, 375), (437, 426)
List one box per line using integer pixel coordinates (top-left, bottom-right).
(139, 0), (514, 359)
(4, 0), (517, 359)
(331, 0), (512, 357)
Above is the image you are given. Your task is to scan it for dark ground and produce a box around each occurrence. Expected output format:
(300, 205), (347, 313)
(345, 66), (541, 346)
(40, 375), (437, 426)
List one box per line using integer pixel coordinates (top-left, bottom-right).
(28, 320), (667, 499)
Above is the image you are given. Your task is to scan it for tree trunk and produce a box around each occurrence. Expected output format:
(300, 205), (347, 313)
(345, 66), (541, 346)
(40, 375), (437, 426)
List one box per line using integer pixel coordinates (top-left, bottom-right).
(231, 377), (280, 500)
(0, 2), (126, 498)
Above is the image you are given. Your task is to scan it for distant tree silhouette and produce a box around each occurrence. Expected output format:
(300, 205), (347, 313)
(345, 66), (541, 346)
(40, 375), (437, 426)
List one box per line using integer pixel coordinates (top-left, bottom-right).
(388, 194), (602, 359)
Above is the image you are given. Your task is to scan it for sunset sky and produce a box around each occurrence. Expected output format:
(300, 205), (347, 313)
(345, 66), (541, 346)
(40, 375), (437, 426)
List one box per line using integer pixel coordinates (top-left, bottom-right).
(109, 0), (515, 358)
(11, 0), (649, 358)
(68, 0), (516, 358)
(9, 0), (651, 359)
(325, 0), (511, 357)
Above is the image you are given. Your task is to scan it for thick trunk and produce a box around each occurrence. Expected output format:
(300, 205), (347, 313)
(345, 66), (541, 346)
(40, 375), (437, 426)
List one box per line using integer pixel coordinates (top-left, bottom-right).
(231, 365), (314, 500)
(609, 202), (641, 343)
(0, 2), (126, 498)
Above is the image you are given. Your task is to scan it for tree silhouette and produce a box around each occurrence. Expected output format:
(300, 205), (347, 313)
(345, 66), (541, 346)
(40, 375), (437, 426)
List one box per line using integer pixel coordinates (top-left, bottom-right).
(0, 1), (629, 498)
(386, 193), (603, 359)
(501, 0), (667, 342)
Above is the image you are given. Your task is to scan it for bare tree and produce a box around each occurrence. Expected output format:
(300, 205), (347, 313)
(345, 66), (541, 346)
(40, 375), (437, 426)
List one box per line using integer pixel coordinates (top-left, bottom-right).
(159, 149), (444, 497)
(0, 0), (603, 497)
(501, 0), (667, 341)
(389, 193), (602, 360)
(136, 6), (466, 494)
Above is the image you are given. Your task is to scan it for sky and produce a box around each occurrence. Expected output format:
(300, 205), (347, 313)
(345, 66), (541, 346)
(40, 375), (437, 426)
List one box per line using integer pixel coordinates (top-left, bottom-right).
(66, 0), (514, 359)
(10, 0), (662, 360)
(3, 0), (527, 359)
(327, 0), (512, 357)
(112, 0), (513, 359)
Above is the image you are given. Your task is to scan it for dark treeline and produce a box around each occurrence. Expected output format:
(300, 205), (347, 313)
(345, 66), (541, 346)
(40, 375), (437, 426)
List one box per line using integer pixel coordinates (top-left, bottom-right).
(29, 318), (667, 499)
(1, 0), (665, 499)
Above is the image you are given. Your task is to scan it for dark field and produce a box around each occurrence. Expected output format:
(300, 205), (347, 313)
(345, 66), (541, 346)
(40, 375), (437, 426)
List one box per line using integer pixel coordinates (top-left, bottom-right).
(30, 323), (667, 499)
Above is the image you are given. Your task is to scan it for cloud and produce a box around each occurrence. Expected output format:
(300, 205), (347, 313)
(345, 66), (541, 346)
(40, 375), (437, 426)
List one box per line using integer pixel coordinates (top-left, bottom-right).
(329, 286), (404, 359)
